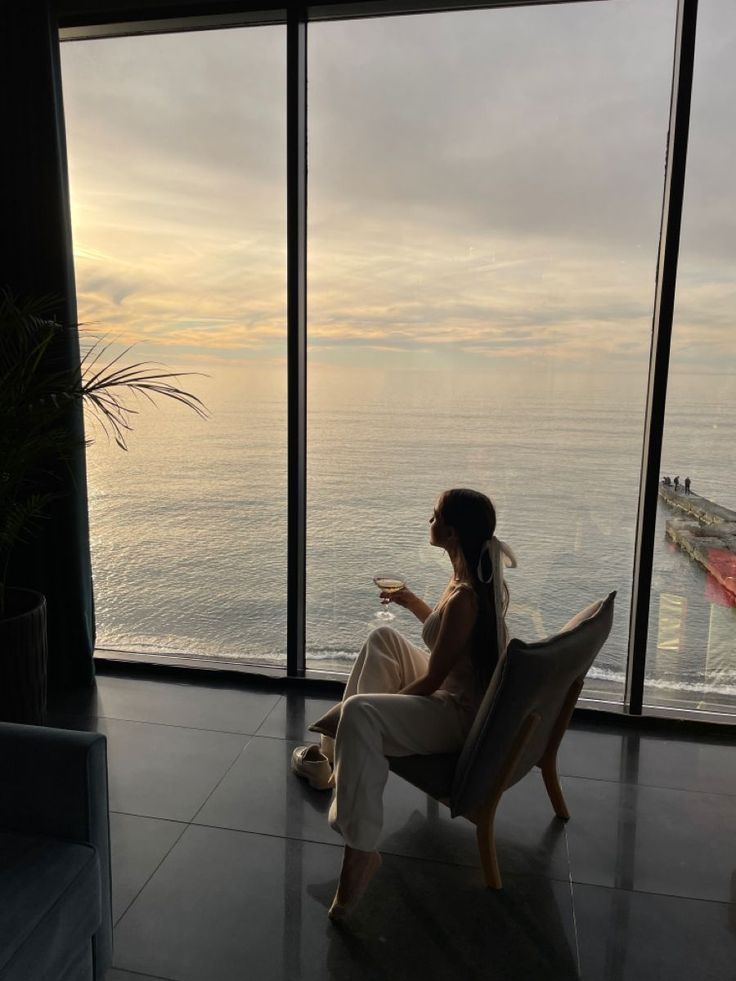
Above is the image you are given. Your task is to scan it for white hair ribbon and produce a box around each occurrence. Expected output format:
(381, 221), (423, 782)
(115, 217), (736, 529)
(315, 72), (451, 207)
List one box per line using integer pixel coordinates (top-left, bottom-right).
(477, 537), (517, 656)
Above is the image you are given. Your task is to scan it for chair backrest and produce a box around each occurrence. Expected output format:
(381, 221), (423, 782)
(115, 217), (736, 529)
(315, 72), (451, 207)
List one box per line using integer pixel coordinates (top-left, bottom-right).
(449, 591), (616, 819)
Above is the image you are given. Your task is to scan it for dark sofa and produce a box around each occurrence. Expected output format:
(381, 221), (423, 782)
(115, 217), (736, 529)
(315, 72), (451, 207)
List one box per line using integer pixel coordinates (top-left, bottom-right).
(0, 723), (112, 981)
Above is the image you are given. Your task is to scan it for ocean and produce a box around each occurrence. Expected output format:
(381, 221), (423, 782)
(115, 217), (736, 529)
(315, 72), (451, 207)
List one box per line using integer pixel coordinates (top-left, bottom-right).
(84, 360), (736, 715)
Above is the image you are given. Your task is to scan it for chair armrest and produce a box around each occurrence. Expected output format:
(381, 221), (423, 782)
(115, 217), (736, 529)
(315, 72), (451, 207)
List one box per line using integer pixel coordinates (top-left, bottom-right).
(0, 722), (107, 842)
(0, 722), (113, 977)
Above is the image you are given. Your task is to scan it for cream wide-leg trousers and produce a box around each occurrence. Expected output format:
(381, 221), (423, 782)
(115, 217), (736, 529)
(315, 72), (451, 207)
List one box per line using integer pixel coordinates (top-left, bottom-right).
(322, 624), (468, 852)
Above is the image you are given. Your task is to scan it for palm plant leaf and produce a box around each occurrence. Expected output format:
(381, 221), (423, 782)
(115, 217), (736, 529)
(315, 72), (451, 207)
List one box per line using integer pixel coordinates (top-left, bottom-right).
(1, 288), (209, 611)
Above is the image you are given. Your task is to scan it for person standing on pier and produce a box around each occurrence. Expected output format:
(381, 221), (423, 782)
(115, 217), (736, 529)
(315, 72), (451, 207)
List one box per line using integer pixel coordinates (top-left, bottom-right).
(674, 476), (680, 492)
(685, 476), (691, 494)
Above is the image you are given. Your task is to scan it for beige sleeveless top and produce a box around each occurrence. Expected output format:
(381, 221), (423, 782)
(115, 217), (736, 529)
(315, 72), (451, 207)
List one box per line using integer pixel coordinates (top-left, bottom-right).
(421, 584), (483, 727)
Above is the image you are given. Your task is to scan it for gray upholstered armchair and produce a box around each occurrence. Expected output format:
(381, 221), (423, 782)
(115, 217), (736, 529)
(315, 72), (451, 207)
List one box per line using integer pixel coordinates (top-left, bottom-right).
(0, 723), (113, 981)
(388, 591), (616, 889)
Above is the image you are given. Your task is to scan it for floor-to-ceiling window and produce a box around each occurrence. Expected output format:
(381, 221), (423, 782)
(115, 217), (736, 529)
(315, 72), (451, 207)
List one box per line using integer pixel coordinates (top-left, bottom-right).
(61, 26), (289, 666)
(58, 0), (734, 725)
(645, 0), (736, 717)
(305, 0), (676, 707)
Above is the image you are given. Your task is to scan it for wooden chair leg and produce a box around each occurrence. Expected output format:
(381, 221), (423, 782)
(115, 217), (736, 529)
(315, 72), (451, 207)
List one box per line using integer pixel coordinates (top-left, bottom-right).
(541, 755), (570, 820)
(466, 712), (542, 890)
(436, 797), (502, 887)
(473, 800), (502, 889)
(538, 677), (584, 821)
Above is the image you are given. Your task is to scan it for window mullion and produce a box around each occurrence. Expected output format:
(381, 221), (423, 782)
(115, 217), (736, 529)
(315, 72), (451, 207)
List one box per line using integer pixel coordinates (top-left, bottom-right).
(626, 0), (698, 715)
(286, 4), (308, 677)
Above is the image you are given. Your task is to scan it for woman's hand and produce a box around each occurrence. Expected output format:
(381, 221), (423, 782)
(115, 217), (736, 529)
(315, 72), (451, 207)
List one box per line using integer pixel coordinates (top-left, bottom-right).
(379, 587), (433, 623)
(379, 586), (414, 609)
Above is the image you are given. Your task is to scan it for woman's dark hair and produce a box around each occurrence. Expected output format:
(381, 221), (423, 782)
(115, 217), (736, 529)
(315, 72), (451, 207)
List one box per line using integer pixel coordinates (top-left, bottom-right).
(438, 488), (510, 694)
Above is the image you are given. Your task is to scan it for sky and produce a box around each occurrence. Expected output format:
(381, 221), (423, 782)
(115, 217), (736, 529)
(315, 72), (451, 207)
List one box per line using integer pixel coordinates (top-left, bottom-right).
(59, 0), (736, 377)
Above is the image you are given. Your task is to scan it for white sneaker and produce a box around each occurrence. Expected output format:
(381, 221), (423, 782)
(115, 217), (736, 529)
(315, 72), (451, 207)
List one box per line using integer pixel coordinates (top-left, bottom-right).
(291, 744), (335, 791)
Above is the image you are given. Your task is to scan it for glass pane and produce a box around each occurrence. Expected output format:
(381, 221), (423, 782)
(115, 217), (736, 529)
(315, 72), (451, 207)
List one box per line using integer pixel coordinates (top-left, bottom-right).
(306, 1), (676, 702)
(646, 0), (736, 717)
(61, 27), (287, 666)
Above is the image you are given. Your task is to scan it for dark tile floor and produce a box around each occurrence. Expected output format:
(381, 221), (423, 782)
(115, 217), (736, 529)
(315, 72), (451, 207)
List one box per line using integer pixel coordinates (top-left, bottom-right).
(46, 673), (736, 981)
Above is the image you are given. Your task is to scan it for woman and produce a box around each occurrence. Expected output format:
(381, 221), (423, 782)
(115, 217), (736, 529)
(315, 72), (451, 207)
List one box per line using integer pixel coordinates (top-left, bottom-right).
(292, 487), (516, 919)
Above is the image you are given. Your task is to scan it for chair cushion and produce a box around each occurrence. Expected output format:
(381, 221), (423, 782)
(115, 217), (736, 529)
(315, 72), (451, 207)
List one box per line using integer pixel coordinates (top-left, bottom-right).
(449, 591), (616, 819)
(0, 832), (101, 981)
(559, 597), (605, 634)
(387, 752), (459, 801)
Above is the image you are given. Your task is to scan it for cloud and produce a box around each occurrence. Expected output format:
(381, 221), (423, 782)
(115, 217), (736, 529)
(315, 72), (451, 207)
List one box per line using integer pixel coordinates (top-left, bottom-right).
(61, 0), (736, 373)
(307, 2), (677, 247)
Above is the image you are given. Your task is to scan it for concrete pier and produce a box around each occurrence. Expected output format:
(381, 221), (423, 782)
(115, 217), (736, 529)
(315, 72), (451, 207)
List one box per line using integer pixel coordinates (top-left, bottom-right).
(658, 485), (736, 601)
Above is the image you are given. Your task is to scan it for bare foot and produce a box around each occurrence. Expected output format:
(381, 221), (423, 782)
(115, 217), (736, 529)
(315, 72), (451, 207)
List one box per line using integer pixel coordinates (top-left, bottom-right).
(328, 845), (382, 920)
(308, 701), (342, 740)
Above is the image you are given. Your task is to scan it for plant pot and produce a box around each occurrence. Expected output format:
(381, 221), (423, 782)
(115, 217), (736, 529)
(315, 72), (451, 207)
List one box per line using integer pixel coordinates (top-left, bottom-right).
(0, 587), (47, 724)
